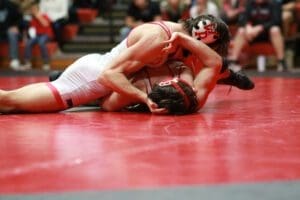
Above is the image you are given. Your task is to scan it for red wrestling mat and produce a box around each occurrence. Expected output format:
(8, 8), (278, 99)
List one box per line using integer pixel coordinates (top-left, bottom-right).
(0, 76), (300, 194)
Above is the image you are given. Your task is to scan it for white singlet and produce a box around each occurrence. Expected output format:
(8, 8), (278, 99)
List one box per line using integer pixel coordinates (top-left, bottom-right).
(47, 40), (127, 108)
(47, 21), (174, 109)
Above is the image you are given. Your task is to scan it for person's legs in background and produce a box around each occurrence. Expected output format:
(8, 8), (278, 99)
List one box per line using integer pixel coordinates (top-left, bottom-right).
(269, 26), (287, 71)
(119, 26), (131, 41)
(282, 1), (296, 37)
(7, 27), (21, 70)
(228, 27), (248, 71)
(52, 19), (67, 48)
(22, 37), (38, 70)
(37, 34), (51, 71)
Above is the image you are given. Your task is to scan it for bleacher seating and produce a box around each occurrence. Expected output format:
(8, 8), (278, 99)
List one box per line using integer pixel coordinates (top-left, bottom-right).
(62, 24), (79, 41)
(77, 8), (98, 24)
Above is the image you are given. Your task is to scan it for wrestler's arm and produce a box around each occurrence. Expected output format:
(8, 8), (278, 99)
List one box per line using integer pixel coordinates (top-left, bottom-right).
(99, 77), (142, 111)
(100, 92), (138, 112)
(163, 32), (222, 109)
(193, 66), (219, 109)
(163, 32), (222, 71)
(101, 62), (194, 112)
(97, 35), (167, 113)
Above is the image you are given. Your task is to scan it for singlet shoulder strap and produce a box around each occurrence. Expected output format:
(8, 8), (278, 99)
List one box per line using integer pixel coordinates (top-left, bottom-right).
(126, 21), (172, 47)
(149, 21), (172, 39)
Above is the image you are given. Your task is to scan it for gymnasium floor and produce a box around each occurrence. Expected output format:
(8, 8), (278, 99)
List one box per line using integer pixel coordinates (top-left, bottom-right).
(0, 70), (300, 199)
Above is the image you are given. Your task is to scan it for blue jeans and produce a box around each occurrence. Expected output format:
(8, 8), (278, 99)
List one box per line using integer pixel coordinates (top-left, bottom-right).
(24, 35), (50, 63)
(119, 26), (131, 41)
(7, 29), (19, 60)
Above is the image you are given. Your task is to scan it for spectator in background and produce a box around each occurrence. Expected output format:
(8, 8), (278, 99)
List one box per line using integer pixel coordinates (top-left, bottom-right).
(22, 1), (53, 71)
(68, 0), (79, 23)
(160, 0), (191, 22)
(220, 0), (246, 25)
(93, 0), (116, 19)
(68, 0), (96, 23)
(119, 0), (162, 40)
(0, 0), (22, 70)
(71, 0), (94, 8)
(189, 0), (219, 18)
(281, 0), (296, 37)
(39, 0), (69, 47)
(13, 0), (34, 33)
(228, 0), (287, 72)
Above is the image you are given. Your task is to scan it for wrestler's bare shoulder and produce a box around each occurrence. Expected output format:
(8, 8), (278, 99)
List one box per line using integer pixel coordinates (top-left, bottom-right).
(127, 21), (180, 46)
(127, 24), (166, 45)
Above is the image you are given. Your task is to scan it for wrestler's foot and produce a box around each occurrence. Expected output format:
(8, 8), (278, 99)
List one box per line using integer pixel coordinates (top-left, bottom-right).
(217, 69), (255, 90)
(49, 70), (63, 81)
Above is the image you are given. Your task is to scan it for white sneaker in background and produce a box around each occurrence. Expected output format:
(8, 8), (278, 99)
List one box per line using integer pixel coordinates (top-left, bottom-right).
(19, 62), (32, 71)
(277, 60), (288, 72)
(228, 62), (242, 72)
(42, 64), (50, 71)
(277, 63), (284, 72)
(9, 59), (20, 70)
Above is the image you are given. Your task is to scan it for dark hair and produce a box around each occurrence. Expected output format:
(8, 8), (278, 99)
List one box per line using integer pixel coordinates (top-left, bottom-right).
(126, 79), (199, 115)
(181, 14), (230, 57)
(148, 79), (199, 115)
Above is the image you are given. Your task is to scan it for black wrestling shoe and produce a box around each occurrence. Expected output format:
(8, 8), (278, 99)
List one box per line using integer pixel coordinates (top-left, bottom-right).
(49, 70), (63, 81)
(217, 70), (255, 90)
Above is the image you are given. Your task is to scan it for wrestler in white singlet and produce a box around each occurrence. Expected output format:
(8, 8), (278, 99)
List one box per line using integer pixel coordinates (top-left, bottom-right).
(47, 22), (174, 109)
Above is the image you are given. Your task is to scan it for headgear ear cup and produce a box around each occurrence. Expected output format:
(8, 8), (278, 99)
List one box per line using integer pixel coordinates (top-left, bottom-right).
(191, 17), (219, 44)
(183, 14), (230, 56)
(176, 80), (199, 113)
(152, 78), (199, 114)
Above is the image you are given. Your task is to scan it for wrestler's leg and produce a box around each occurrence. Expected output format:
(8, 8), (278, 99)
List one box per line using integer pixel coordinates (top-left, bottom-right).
(0, 83), (64, 113)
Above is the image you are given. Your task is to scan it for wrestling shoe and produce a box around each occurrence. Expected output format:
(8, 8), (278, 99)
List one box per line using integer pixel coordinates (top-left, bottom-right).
(49, 70), (63, 81)
(217, 69), (255, 90)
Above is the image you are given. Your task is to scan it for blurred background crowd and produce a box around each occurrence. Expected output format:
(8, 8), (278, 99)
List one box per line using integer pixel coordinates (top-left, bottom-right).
(0, 0), (299, 73)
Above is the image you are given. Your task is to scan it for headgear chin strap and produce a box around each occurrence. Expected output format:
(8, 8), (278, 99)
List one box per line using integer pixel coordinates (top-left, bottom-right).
(192, 19), (219, 44)
(158, 78), (192, 109)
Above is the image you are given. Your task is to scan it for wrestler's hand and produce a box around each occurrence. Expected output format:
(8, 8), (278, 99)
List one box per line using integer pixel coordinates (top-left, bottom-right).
(146, 98), (168, 114)
(162, 32), (181, 53)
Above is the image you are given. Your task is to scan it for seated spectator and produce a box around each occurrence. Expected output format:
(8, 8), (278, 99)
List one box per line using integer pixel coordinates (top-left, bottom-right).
(68, 0), (97, 23)
(281, 0), (296, 37)
(0, 0), (22, 70)
(220, 0), (246, 25)
(39, 0), (69, 47)
(93, 0), (116, 19)
(189, 0), (219, 18)
(228, 0), (287, 72)
(72, 0), (95, 8)
(160, 0), (191, 22)
(68, 0), (78, 23)
(22, 1), (53, 71)
(13, 0), (36, 39)
(119, 0), (162, 40)
(14, 0), (32, 31)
